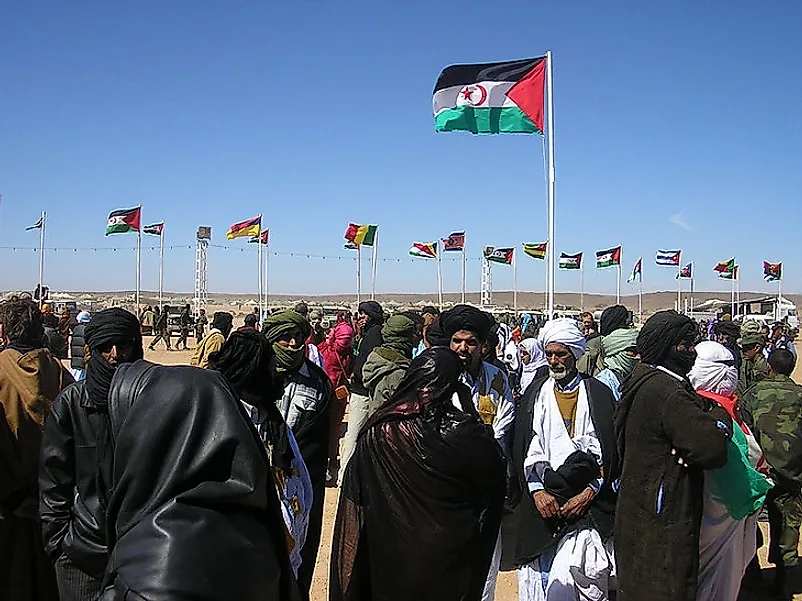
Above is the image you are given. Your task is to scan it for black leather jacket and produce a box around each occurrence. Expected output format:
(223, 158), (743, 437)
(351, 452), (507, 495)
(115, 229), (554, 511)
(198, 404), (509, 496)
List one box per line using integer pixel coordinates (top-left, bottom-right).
(39, 380), (108, 577)
(70, 323), (87, 370)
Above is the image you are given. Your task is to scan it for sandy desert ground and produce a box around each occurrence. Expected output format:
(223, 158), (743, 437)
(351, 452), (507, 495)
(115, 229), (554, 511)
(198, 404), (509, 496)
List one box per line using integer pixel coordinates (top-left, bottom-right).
(144, 339), (802, 601)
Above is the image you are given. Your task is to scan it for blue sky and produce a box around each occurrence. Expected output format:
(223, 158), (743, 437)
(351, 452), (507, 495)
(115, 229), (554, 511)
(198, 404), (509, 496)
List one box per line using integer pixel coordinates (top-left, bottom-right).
(1, 1), (800, 298)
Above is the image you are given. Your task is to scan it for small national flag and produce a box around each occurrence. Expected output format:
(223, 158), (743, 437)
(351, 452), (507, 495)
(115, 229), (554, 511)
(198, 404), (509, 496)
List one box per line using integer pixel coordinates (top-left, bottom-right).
(143, 222), (164, 236)
(596, 246), (622, 269)
(714, 258), (736, 274)
(523, 242), (547, 260)
(655, 250), (681, 267)
(627, 258), (642, 283)
(409, 242), (438, 259)
(719, 265), (739, 280)
(248, 229), (270, 245)
(558, 252), (583, 270)
(764, 261), (782, 282)
(227, 216), (262, 240)
(484, 246), (515, 265)
(442, 231), (466, 252)
(26, 217), (43, 230)
(106, 207), (141, 236)
(677, 263), (693, 279)
(344, 223), (378, 247)
(433, 57), (546, 135)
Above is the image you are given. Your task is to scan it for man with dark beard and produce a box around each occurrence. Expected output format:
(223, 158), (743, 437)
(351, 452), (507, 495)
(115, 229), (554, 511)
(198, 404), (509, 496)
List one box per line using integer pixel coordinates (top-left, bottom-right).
(330, 347), (507, 601)
(39, 308), (143, 601)
(0, 296), (73, 601)
(263, 310), (332, 600)
(615, 311), (733, 601)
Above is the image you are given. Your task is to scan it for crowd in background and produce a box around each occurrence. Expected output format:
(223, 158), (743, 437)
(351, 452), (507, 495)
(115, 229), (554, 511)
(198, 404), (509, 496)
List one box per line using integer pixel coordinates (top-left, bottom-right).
(1, 291), (802, 601)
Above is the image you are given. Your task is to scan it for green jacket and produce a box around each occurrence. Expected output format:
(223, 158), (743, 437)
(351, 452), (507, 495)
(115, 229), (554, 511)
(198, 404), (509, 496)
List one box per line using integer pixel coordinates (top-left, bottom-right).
(736, 353), (768, 398)
(741, 374), (802, 490)
(577, 335), (604, 377)
(362, 347), (410, 416)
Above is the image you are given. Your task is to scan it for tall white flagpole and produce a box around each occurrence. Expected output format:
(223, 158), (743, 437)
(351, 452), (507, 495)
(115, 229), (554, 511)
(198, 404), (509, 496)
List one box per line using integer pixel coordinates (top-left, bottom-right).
(736, 266), (741, 316)
(158, 225), (164, 309)
(546, 50), (556, 319)
(616, 261), (621, 305)
(677, 261), (682, 313)
(264, 239), (270, 316)
(580, 259), (585, 312)
(370, 230), (378, 301)
(461, 236), (467, 304)
(639, 269), (643, 324)
(135, 225), (141, 314)
(436, 248), (444, 309)
(38, 211), (46, 309)
(513, 248), (518, 315)
(356, 244), (362, 305)
(257, 217), (263, 318)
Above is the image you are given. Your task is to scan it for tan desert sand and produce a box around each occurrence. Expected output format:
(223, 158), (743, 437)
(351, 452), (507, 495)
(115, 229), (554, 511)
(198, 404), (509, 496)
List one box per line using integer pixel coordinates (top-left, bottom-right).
(143, 340), (802, 601)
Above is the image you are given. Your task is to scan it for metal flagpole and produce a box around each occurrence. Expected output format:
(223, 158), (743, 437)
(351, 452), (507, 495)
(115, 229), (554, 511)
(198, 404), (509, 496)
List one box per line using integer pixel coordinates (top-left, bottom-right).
(38, 211), (46, 309)
(257, 218), (263, 319)
(638, 269), (643, 324)
(356, 245), (362, 305)
(135, 226), (141, 314)
(158, 225), (164, 310)
(580, 260), (585, 312)
(370, 231), (378, 301)
(546, 49), (556, 319)
(436, 247), (443, 309)
(677, 261), (682, 313)
(513, 248), (518, 315)
(736, 266), (741, 316)
(264, 240), (270, 315)
(461, 238), (467, 304)
(616, 261), (621, 305)
(730, 268), (735, 317)
(690, 272), (695, 320)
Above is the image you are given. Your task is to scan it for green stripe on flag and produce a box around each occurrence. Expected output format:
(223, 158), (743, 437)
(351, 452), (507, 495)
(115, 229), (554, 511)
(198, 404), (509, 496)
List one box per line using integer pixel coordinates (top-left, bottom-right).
(435, 106), (541, 134)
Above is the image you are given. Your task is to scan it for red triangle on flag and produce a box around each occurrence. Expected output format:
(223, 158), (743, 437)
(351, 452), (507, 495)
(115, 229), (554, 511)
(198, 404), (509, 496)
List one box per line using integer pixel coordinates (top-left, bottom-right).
(506, 60), (546, 133)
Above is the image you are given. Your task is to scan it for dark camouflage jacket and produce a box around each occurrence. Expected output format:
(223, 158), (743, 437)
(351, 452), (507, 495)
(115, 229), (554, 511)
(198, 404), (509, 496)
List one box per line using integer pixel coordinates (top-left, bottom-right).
(736, 353), (768, 398)
(741, 374), (802, 490)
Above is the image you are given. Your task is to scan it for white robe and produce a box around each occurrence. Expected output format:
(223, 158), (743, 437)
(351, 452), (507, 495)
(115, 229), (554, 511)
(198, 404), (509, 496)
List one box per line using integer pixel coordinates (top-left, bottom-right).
(518, 378), (612, 601)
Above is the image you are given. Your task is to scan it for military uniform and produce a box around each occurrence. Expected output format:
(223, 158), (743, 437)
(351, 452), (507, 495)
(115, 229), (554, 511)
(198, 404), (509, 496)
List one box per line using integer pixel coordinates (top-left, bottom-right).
(736, 320), (769, 398)
(741, 375), (802, 572)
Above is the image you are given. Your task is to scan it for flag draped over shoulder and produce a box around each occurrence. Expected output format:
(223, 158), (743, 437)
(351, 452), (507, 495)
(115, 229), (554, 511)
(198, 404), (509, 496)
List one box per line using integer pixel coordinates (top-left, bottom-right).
(627, 258), (642, 283)
(484, 247), (514, 265)
(433, 57), (546, 135)
(344, 223), (378, 247)
(596, 247), (622, 269)
(409, 242), (438, 259)
(523, 242), (547, 260)
(558, 252), (582, 270)
(143, 222), (164, 236)
(764, 261), (782, 282)
(106, 207), (141, 235)
(227, 216), (261, 240)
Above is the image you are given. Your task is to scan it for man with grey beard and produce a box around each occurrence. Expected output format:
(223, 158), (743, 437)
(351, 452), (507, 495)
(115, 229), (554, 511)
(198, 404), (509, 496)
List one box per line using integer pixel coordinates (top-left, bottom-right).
(502, 318), (618, 601)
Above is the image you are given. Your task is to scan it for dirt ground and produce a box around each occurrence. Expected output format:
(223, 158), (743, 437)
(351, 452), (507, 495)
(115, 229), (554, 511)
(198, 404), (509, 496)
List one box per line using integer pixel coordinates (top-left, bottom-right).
(144, 338), (802, 601)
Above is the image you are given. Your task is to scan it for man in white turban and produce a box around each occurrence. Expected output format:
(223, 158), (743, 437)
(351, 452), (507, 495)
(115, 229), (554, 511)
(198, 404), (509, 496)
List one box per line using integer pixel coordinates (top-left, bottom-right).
(503, 318), (618, 601)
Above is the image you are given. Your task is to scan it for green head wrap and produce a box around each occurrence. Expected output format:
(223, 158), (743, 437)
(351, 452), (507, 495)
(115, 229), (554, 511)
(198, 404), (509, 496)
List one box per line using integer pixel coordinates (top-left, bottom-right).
(602, 328), (639, 382)
(381, 314), (416, 358)
(262, 311), (312, 372)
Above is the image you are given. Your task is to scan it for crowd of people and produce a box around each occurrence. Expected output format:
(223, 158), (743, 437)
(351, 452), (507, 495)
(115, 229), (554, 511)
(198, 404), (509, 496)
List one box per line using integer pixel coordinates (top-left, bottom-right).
(1, 292), (801, 601)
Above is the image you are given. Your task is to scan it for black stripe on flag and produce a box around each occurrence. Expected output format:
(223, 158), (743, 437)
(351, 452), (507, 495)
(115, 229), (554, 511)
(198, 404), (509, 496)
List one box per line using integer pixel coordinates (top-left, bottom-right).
(433, 57), (546, 93)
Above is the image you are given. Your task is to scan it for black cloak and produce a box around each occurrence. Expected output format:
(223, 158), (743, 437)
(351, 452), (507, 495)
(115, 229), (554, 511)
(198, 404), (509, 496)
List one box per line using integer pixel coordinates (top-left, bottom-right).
(100, 361), (298, 601)
(330, 348), (506, 601)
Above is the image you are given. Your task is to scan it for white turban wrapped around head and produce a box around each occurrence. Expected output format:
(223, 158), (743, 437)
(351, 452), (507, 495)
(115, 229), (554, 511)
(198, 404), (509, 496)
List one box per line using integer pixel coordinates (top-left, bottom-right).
(688, 341), (738, 397)
(538, 318), (586, 359)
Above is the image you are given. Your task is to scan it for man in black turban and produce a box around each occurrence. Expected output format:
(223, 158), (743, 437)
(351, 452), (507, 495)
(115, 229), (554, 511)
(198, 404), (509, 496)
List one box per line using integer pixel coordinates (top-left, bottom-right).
(614, 311), (733, 601)
(39, 308), (143, 601)
(715, 319), (742, 372)
(438, 304), (514, 600)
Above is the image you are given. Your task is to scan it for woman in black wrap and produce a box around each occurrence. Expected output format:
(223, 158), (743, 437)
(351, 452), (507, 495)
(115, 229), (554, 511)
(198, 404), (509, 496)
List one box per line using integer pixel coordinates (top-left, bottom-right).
(99, 361), (298, 601)
(330, 347), (507, 601)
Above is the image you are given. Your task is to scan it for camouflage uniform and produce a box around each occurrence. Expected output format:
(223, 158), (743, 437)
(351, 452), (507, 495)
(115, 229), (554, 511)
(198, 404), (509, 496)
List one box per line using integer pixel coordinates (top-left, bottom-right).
(736, 320), (768, 398)
(741, 374), (802, 568)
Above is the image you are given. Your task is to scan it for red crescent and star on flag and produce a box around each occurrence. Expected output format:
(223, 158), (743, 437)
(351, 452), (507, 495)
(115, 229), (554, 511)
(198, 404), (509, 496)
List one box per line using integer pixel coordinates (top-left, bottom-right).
(459, 84), (488, 106)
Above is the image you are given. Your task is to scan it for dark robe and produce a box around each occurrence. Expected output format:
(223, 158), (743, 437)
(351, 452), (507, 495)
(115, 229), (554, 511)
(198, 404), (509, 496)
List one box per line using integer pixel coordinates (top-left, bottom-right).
(501, 374), (618, 570)
(100, 361), (298, 601)
(330, 400), (506, 601)
(614, 363), (732, 601)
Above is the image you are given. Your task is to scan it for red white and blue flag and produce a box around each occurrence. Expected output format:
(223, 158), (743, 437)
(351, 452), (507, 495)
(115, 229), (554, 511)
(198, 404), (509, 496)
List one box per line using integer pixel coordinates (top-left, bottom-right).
(656, 250), (681, 266)
(677, 263), (693, 279)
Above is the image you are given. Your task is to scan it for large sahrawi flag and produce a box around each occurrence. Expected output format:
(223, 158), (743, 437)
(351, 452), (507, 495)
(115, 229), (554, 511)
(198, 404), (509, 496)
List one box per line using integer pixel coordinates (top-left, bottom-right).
(433, 57), (546, 134)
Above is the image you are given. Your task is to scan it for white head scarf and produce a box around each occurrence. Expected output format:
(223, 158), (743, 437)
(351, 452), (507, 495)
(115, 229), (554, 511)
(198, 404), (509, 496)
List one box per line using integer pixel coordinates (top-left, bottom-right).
(76, 311), (92, 324)
(519, 337), (547, 393)
(538, 318), (587, 359)
(688, 341), (738, 397)
(496, 323), (520, 372)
